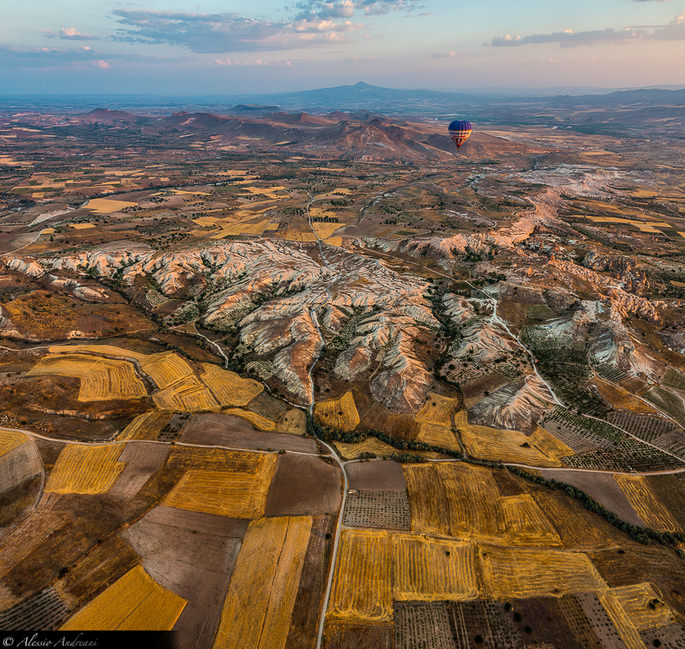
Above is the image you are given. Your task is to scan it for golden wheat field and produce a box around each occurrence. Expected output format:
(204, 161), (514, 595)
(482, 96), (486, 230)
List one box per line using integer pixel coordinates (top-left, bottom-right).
(479, 545), (606, 599)
(499, 494), (561, 545)
(118, 410), (172, 441)
(153, 375), (219, 411)
(212, 516), (312, 649)
(141, 352), (194, 389)
(210, 218), (271, 239)
(611, 583), (676, 631)
(329, 529), (393, 623)
(312, 222), (342, 239)
(85, 198), (138, 213)
(531, 490), (617, 549)
(46, 444), (125, 494)
(598, 590), (649, 649)
(62, 566), (186, 631)
(614, 475), (679, 532)
(416, 393), (460, 427)
(224, 408), (276, 431)
(200, 362), (263, 406)
(404, 463), (560, 545)
(459, 422), (571, 466)
(276, 408), (306, 435)
(333, 437), (398, 460)
(28, 354), (147, 402)
(416, 422), (461, 451)
(592, 378), (657, 414)
(47, 343), (146, 361)
(164, 454), (277, 519)
(314, 391), (360, 432)
(392, 534), (479, 602)
(0, 430), (27, 456)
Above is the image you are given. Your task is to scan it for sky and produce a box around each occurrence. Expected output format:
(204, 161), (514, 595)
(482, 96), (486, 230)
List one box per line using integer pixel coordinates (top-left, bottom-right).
(1, 0), (684, 94)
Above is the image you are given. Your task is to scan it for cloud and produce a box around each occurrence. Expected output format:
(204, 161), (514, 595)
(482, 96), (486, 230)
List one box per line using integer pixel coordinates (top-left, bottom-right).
(113, 10), (361, 53)
(214, 57), (293, 66)
(43, 27), (98, 40)
(0, 45), (150, 70)
(488, 11), (685, 47)
(295, 0), (420, 19)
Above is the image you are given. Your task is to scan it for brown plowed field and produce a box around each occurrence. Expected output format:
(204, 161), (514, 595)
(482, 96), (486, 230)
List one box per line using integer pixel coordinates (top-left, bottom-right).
(265, 454), (342, 517)
(346, 460), (407, 491)
(180, 413), (317, 453)
(123, 506), (247, 649)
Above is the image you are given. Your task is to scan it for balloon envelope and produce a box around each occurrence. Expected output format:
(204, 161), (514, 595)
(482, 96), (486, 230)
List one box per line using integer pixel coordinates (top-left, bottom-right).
(448, 120), (472, 149)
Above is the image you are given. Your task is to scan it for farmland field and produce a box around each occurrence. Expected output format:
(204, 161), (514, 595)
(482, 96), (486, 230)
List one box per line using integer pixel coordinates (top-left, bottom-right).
(164, 453), (277, 519)
(392, 534), (479, 602)
(329, 529), (393, 623)
(212, 516), (312, 649)
(28, 354), (147, 401)
(479, 545), (606, 598)
(45, 444), (124, 494)
(614, 475), (680, 532)
(314, 391), (360, 432)
(404, 463), (560, 545)
(61, 565), (186, 630)
(200, 362), (263, 406)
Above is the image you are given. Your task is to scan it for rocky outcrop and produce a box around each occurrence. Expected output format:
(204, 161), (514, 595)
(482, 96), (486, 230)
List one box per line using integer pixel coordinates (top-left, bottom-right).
(468, 374), (555, 432)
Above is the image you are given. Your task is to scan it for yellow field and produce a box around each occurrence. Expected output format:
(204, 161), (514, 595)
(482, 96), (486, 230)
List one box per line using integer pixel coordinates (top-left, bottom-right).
(333, 437), (397, 460)
(47, 343), (146, 361)
(416, 394), (460, 427)
(459, 420), (571, 466)
(62, 566), (186, 631)
(582, 215), (671, 233)
(611, 583), (676, 631)
(329, 530), (393, 623)
(330, 530), (481, 623)
(224, 408), (276, 431)
(153, 375), (219, 411)
(479, 545), (606, 598)
(118, 410), (171, 441)
(28, 354), (147, 401)
(312, 222), (342, 239)
(200, 362), (263, 406)
(164, 454), (277, 519)
(314, 391), (360, 432)
(46, 444), (124, 495)
(170, 189), (210, 196)
(69, 223), (95, 230)
(416, 422), (461, 451)
(276, 408), (306, 435)
(282, 230), (317, 242)
(614, 475), (679, 532)
(599, 590), (649, 649)
(404, 463), (560, 545)
(0, 430), (27, 457)
(212, 516), (312, 649)
(85, 198), (137, 213)
(210, 219), (271, 239)
(531, 490), (617, 549)
(324, 236), (343, 247)
(593, 378), (657, 414)
(140, 352), (193, 389)
(393, 534), (479, 601)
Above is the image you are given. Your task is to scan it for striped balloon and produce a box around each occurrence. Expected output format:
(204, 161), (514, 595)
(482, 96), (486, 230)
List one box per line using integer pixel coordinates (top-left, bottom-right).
(448, 120), (472, 149)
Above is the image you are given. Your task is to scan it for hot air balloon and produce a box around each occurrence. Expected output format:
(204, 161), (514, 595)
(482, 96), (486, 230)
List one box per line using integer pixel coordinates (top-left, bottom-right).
(448, 120), (472, 149)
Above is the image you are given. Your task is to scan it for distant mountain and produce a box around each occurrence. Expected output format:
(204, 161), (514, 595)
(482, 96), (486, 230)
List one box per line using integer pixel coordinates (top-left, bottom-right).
(229, 82), (685, 118)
